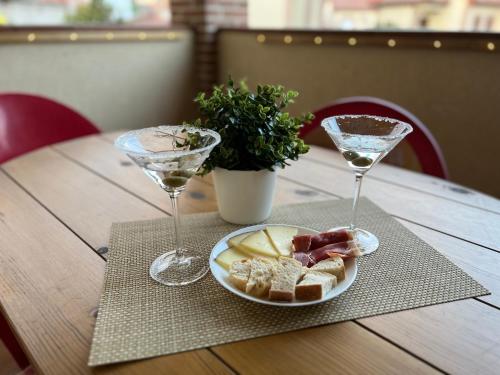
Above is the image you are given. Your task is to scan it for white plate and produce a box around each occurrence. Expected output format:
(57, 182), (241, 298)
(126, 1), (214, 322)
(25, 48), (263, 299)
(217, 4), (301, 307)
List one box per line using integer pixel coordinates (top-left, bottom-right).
(209, 224), (358, 307)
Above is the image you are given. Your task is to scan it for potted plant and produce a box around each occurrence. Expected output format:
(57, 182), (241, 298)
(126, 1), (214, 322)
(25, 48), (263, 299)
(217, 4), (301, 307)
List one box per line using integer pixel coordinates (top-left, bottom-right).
(187, 79), (313, 224)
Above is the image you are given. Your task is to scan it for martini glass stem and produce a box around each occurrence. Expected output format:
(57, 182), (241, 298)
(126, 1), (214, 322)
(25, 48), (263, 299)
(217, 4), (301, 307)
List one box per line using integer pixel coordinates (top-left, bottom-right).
(169, 192), (185, 259)
(350, 173), (364, 231)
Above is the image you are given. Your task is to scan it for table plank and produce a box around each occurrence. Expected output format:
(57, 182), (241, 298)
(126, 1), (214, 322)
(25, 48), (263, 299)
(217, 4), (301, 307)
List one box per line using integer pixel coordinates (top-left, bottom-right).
(305, 146), (500, 214)
(1, 148), (165, 251)
(213, 322), (439, 375)
(359, 299), (500, 375)
(53, 135), (331, 209)
(280, 157), (500, 250)
(53, 136), (218, 215)
(0, 171), (231, 375)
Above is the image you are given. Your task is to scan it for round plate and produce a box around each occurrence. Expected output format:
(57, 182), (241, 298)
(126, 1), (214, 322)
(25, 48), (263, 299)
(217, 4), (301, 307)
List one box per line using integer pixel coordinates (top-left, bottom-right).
(209, 224), (358, 307)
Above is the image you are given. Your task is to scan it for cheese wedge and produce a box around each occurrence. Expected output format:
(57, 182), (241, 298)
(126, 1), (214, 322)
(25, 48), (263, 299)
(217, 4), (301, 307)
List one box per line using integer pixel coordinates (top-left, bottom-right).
(240, 230), (279, 257)
(215, 247), (248, 271)
(265, 226), (298, 256)
(227, 233), (250, 251)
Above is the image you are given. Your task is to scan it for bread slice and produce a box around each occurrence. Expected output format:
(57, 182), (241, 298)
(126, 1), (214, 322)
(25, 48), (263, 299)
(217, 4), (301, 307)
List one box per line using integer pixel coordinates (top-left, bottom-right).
(245, 257), (277, 297)
(295, 271), (337, 301)
(269, 256), (303, 301)
(309, 256), (345, 281)
(265, 226), (298, 256)
(229, 259), (251, 291)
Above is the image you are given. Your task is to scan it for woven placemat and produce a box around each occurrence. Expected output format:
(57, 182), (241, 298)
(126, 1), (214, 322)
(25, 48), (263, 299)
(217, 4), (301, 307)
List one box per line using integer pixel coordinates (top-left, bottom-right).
(89, 198), (489, 366)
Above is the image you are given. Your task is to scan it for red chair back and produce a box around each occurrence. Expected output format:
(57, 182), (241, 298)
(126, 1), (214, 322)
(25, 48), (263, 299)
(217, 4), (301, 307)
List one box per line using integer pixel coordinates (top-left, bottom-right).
(0, 93), (100, 163)
(300, 96), (449, 179)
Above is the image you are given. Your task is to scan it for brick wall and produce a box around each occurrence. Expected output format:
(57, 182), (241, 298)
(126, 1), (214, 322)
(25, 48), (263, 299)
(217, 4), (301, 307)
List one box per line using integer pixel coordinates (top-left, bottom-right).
(171, 0), (247, 92)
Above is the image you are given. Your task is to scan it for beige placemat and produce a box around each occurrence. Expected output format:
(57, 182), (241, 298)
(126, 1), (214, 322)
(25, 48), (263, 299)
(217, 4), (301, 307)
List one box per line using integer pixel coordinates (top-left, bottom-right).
(89, 198), (489, 366)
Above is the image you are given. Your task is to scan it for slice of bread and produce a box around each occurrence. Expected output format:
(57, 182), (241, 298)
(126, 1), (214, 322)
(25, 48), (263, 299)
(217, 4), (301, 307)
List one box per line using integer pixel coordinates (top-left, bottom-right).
(295, 271), (337, 301)
(245, 257), (277, 297)
(229, 259), (251, 291)
(309, 256), (345, 281)
(269, 256), (303, 301)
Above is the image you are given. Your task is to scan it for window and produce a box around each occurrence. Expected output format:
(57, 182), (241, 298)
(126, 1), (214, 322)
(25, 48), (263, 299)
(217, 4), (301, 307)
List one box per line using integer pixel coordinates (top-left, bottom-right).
(0, 0), (171, 27)
(248, 0), (500, 33)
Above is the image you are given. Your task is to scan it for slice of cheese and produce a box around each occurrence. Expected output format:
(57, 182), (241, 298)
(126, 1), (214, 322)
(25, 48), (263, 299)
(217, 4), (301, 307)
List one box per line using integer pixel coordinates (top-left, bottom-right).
(215, 247), (248, 271)
(240, 230), (279, 257)
(265, 226), (298, 256)
(227, 233), (250, 251)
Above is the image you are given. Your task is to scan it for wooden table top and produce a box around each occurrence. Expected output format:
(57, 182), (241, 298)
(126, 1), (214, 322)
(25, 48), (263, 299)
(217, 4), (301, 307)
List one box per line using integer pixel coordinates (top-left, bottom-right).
(1, 132), (499, 375)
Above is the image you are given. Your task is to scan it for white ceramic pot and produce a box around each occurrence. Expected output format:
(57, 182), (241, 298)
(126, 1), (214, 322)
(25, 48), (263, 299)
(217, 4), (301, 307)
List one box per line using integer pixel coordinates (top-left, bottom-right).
(213, 167), (277, 225)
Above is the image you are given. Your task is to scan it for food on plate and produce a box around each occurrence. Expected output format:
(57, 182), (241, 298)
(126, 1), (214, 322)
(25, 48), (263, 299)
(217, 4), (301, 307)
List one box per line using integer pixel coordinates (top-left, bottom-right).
(292, 229), (353, 253)
(240, 230), (279, 257)
(228, 232), (251, 251)
(293, 252), (312, 267)
(269, 257), (303, 301)
(229, 259), (251, 291)
(218, 226), (355, 303)
(326, 244), (362, 259)
(292, 235), (312, 252)
(295, 271), (337, 301)
(265, 226), (298, 256)
(309, 256), (345, 281)
(245, 257), (277, 297)
(215, 247), (248, 270)
(296, 241), (361, 266)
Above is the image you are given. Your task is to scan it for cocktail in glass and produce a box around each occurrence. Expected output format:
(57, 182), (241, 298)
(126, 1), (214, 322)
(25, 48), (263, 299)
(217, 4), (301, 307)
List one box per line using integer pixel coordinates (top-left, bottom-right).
(321, 115), (413, 255)
(115, 125), (221, 285)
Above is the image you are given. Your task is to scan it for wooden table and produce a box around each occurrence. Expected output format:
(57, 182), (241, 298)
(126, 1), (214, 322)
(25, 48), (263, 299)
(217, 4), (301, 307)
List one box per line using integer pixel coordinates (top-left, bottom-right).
(1, 133), (499, 375)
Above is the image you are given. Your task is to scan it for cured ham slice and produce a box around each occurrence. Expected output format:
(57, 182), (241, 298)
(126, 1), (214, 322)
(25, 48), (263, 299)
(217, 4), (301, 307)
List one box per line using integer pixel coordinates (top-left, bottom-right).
(292, 229), (353, 253)
(309, 229), (353, 251)
(292, 235), (312, 252)
(293, 252), (312, 267)
(307, 241), (361, 266)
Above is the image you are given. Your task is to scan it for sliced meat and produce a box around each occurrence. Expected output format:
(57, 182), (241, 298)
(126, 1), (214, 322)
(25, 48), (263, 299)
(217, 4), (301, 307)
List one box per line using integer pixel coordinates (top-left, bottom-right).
(293, 252), (312, 267)
(326, 245), (362, 259)
(309, 229), (353, 251)
(307, 241), (362, 266)
(292, 234), (312, 252)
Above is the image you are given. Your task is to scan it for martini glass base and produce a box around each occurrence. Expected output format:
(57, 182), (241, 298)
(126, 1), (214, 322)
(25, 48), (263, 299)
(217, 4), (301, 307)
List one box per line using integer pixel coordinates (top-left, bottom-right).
(149, 251), (209, 286)
(328, 227), (379, 255)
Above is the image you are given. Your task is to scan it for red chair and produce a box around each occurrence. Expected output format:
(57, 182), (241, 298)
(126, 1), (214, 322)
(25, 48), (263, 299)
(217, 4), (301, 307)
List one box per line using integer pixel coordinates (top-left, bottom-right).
(0, 93), (99, 369)
(0, 93), (100, 164)
(300, 96), (449, 179)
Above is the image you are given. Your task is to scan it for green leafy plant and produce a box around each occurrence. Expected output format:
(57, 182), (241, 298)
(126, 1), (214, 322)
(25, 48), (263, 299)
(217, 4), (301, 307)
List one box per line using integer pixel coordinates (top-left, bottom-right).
(65, 0), (112, 24)
(187, 79), (313, 174)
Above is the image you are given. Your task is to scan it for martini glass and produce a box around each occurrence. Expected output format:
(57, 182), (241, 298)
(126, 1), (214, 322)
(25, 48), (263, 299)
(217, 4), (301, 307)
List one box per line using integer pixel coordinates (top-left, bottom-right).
(321, 115), (413, 255)
(115, 125), (221, 286)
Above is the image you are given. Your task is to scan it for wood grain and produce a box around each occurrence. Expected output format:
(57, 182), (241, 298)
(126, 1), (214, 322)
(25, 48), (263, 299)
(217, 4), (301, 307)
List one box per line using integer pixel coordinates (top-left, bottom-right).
(53, 136), (218, 215)
(213, 322), (439, 375)
(305, 146), (500, 213)
(2, 148), (164, 251)
(359, 299), (500, 375)
(0, 170), (232, 375)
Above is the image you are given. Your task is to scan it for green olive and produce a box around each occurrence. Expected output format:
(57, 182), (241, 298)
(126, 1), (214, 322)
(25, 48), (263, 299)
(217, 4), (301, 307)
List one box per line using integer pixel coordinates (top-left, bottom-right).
(352, 157), (373, 167)
(343, 151), (359, 161)
(170, 170), (194, 178)
(163, 176), (188, 188)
